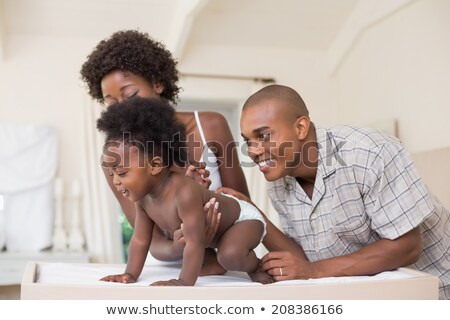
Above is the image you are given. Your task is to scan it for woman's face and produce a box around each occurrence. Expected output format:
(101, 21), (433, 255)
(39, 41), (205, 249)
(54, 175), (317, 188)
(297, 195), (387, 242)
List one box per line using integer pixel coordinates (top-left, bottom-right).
(101, 70), (163, 106)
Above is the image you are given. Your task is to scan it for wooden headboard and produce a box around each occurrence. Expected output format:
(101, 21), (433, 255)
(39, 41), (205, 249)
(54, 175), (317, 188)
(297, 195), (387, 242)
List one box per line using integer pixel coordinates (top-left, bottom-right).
(411, 147), (450, 208)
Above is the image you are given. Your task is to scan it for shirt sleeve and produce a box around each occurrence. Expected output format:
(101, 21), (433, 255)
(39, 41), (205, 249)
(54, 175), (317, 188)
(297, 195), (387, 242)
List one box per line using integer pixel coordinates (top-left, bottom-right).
(362, 142), (435, 239)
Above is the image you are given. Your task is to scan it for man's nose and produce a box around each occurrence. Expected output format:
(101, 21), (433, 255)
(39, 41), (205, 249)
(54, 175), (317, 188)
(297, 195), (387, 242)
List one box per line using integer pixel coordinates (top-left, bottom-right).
(247, 141), (264, 159)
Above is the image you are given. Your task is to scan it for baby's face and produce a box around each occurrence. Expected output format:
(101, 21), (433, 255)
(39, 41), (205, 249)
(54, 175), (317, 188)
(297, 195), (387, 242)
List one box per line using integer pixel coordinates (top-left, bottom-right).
(240, 100), (303, 181)
(102, 142), (152, 202)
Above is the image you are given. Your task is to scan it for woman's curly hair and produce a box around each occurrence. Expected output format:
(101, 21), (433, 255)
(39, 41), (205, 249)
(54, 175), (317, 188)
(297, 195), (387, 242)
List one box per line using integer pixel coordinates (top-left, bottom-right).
(97, 97), (187, 167)
(80, 30), (180, 104)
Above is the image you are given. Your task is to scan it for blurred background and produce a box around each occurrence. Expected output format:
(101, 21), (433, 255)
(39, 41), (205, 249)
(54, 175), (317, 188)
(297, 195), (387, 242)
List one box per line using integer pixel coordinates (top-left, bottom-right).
(0, 0), (449, 286)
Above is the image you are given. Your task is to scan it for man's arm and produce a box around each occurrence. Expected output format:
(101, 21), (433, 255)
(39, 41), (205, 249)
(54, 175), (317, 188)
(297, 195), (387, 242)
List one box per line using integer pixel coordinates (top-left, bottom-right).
(312, 227), (422, 278)
(261, 227), (422, 281)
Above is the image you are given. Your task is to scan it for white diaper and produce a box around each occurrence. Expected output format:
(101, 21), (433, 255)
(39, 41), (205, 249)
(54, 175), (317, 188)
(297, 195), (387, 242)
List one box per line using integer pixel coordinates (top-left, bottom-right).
(222, 194), (267, 240)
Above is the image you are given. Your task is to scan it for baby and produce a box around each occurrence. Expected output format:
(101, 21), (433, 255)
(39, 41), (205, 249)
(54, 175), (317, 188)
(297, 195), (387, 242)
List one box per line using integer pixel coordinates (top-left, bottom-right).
(97, 97), (272, 286)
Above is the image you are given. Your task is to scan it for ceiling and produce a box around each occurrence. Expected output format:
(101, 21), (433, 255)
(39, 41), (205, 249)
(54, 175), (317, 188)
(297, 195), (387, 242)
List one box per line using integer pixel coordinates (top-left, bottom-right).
(190, 0), (358, 51)
(2, 0), (359, 55)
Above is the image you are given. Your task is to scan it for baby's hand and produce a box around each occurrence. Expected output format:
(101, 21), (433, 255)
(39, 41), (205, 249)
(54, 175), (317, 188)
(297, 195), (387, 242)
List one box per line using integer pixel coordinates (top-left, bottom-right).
(150, 279), (188, 286)
(100, 273), (136, 284)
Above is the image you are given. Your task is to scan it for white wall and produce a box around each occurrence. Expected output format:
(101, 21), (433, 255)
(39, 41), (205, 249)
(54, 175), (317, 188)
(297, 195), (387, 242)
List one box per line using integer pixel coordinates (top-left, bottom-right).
(1, 0), (448, 200)
(333, 0), (450, 153)
(0, 34), (98, 183)
(0, 36), (338, 184)
(179, 44), (338, 128)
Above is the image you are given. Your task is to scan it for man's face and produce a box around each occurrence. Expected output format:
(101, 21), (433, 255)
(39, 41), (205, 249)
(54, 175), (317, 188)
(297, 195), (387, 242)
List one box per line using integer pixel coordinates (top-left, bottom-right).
(240, 99), (303, 181)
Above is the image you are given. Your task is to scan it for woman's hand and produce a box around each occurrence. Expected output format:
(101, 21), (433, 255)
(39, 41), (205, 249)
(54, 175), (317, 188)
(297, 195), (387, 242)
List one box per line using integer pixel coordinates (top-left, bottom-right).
(185, 162), (211, 189)
(204, 198), (221, 245)
(216, 187), (252, 204)
(100, 272), (136, 284)
(260, 251), (314, 281)
(170, 198), (221, 252)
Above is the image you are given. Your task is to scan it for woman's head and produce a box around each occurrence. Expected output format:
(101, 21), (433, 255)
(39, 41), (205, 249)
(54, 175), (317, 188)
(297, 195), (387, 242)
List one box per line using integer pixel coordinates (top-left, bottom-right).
(80, 30), (180, 105)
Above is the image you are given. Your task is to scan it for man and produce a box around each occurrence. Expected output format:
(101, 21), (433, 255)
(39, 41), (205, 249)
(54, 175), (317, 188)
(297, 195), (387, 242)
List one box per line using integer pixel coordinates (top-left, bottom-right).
(235, 84), (449, 299)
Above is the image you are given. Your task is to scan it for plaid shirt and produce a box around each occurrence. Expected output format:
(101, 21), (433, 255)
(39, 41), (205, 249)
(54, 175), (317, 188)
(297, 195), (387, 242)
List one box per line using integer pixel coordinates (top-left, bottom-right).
(268, 125), (450, 299)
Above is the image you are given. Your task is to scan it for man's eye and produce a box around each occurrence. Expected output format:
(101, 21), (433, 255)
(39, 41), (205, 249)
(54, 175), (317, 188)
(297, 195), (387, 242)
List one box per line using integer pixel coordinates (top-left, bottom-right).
(259, 133), (270, 140)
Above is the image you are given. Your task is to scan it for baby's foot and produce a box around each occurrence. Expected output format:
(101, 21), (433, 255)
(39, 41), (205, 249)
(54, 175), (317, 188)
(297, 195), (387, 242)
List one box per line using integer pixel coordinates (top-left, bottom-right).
(200, 248), (226, 276)
(248, 267), (274, 284)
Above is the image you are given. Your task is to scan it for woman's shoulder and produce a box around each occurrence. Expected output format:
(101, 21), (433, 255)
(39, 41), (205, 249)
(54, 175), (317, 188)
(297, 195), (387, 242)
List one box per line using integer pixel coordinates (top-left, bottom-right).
(176, 110), (227, 124)
(176, 110), (231, 141)
(197, 111), (229, 131)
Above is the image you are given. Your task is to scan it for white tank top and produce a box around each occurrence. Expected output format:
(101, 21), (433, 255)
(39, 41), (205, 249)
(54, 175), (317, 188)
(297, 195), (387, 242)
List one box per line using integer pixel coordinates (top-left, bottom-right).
(194, 111), (222, 191)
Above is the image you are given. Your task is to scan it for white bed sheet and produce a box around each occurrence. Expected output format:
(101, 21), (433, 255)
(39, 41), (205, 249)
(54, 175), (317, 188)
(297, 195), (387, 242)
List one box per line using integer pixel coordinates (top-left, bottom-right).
(23, 261), (439, 299)
(37, 260), (414, 288)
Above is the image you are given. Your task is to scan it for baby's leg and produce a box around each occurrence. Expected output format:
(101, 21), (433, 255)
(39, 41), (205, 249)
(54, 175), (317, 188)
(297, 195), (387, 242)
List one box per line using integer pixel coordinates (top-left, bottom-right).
(201, 248), (226, 276)
(217, 220), (273, 284)
(150, 226), (225, 276)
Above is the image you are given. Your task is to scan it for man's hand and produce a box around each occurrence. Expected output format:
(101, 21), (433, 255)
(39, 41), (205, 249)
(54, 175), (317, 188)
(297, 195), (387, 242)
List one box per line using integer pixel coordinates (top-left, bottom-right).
(260, 251), (314, 281)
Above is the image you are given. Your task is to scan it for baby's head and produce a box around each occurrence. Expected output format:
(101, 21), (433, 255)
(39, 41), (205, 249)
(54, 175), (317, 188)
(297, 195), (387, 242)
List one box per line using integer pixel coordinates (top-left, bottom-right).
(97, 97), (187, 170)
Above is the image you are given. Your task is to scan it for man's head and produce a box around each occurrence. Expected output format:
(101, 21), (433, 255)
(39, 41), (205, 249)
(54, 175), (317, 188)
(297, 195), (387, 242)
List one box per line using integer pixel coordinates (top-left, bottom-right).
(241, 85), (314, 181)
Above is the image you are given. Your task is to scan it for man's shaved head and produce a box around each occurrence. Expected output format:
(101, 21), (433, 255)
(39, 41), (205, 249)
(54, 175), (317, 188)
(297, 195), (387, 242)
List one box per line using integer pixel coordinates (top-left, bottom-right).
(243, 84), (309, 119)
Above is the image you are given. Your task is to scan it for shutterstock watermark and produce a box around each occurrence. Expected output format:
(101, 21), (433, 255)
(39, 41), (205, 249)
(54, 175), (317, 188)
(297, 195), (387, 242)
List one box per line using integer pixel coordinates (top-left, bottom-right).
(101, 132), (347, 169)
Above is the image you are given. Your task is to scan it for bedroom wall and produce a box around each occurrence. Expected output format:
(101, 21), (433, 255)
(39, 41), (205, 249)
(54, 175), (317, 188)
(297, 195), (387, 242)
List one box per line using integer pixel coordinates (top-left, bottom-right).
(332, 0), (450, 154)
(0, 34), (99, 183)
(0, 36), (337, 184)
(179, 45), (337, 129)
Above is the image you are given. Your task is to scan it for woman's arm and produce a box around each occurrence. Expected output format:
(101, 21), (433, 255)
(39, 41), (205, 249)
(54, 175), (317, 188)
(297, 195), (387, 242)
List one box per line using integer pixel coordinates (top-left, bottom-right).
(200, 112), (250, 197)
(149, 198), (220, 260)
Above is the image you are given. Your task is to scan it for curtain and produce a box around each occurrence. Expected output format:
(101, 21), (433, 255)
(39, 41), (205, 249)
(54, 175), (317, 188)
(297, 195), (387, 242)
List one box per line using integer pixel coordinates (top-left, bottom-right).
(80, 97), (123, 263)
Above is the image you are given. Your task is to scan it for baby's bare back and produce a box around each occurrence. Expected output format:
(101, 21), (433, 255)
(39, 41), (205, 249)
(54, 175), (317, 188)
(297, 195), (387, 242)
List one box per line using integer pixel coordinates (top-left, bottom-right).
(139, 174), (242, 243)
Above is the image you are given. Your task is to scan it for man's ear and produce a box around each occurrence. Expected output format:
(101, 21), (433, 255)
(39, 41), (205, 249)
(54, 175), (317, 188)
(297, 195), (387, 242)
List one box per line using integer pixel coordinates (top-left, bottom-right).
(294, 116), (311, 140)
(147, 156), (164, 175)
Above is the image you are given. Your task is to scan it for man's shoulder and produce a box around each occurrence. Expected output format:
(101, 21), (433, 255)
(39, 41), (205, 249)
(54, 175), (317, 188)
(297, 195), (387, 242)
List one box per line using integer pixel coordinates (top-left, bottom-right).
(324, 125), (401, 151)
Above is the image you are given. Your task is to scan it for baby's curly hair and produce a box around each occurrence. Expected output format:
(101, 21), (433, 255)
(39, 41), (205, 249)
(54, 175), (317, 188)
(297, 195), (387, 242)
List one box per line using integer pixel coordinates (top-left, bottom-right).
(80, 30), (180, 104)
(97, 97), (187, 167)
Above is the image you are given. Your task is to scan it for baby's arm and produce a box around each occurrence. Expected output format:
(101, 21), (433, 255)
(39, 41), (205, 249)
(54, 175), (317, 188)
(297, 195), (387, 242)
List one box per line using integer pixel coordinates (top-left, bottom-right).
(152, 187), (205, 286)
(100, 204), (154, 283)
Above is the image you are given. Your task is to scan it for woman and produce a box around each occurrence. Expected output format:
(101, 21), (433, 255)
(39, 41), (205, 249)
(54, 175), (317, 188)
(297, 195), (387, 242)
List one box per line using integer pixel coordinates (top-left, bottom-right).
(80, 30), (249, 274)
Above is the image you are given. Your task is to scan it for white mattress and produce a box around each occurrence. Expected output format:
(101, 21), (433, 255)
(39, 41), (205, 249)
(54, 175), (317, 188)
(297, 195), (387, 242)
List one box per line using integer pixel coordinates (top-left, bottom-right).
(22, 261), (438, 299)
(37, 260), (413, 287)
